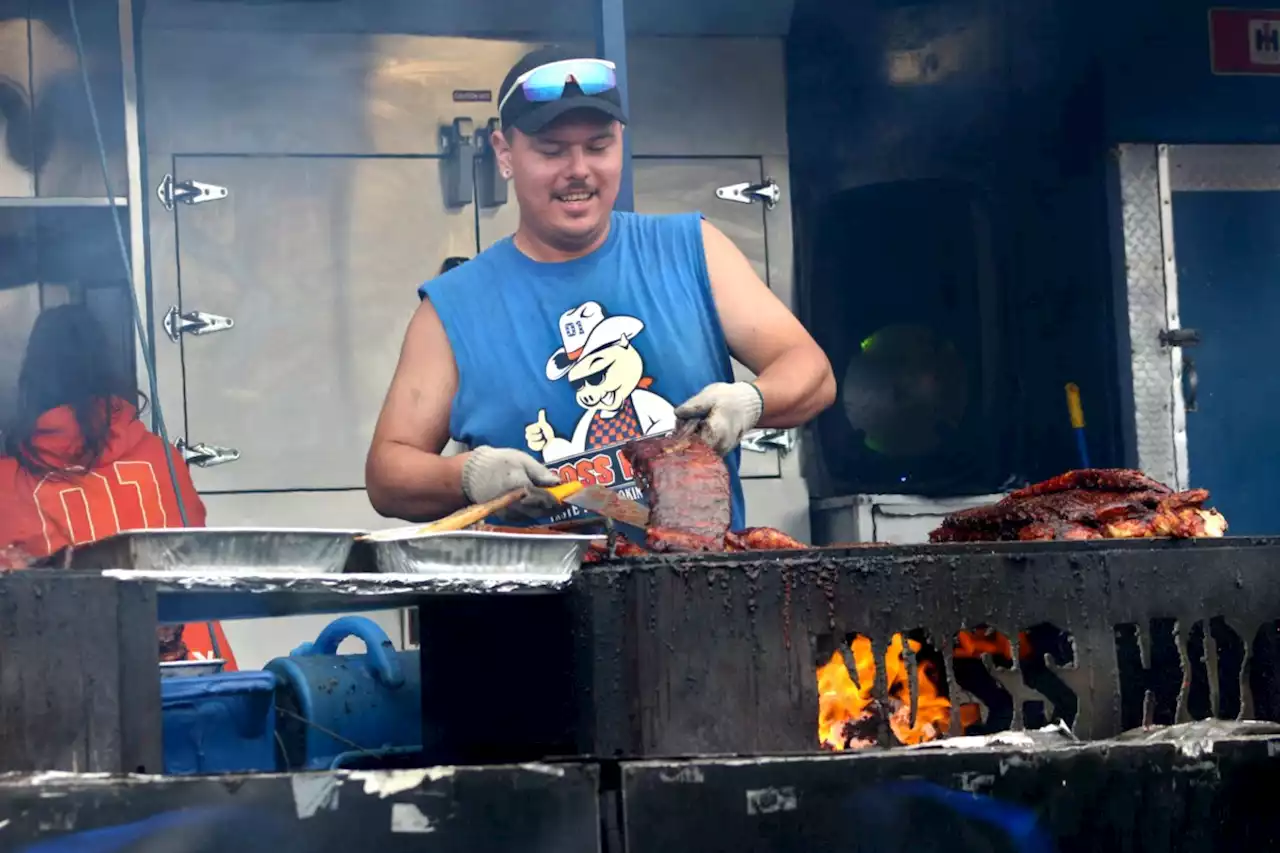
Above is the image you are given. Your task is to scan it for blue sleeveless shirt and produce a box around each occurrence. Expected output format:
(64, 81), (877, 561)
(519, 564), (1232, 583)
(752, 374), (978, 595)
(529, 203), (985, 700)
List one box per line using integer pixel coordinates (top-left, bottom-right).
(420, 211), (747, 530)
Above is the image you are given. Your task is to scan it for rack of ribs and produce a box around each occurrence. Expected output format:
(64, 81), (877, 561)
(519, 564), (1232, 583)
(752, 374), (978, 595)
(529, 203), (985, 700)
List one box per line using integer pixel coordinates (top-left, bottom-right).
(624, 432), (733, 552)
(930, 469), (1227, 543)
(578, 432), (812, 558)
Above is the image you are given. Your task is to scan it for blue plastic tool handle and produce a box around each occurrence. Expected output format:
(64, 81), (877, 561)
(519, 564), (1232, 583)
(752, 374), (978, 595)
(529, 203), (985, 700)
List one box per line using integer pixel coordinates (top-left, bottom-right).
(294, 615), (405, 689)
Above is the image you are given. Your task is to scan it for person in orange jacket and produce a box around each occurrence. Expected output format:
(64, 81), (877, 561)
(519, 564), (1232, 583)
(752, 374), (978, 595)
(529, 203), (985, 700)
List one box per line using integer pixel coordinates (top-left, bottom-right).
(0, 304), (237, 669)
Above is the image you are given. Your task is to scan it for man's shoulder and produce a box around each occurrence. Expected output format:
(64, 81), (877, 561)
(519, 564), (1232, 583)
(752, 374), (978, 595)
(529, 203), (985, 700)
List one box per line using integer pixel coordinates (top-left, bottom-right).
(614, 210), (704, 238)
(417, 242), (510, 302)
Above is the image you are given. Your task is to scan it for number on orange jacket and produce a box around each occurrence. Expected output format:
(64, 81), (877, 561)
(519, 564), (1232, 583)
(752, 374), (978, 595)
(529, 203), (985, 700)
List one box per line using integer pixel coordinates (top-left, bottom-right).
(32, 461), (168, 554)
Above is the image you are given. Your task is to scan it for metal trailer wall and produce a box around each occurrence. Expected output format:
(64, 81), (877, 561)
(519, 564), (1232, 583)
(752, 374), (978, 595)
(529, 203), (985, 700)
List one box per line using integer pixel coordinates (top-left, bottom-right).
(1110, 141), (1280, 534)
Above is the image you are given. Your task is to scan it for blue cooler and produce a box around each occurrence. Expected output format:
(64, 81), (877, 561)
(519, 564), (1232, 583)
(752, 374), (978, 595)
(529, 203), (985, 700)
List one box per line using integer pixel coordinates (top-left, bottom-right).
(160, 671), (278, 775)
(265, 616), (422, 770)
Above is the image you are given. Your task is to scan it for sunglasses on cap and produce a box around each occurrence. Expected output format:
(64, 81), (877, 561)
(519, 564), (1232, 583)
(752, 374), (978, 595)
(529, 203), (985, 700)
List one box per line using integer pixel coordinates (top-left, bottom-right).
(498, 58), (618, 113)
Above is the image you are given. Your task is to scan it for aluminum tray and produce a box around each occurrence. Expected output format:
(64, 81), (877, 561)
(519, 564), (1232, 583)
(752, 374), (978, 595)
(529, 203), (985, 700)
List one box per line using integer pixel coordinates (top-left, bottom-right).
(50, 528), (362, 574)
(368, 530), (604, 587)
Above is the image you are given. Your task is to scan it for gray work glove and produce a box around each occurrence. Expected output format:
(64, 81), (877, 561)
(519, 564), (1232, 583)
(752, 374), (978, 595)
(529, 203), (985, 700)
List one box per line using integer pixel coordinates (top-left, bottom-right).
(461, 446), (562, 518)
(674, 381), (765, 456)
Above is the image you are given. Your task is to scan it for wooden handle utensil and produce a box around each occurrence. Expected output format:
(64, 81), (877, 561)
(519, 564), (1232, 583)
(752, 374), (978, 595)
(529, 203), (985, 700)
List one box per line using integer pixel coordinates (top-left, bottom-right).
(417, 488), (528, 533)
(356, 488), (528, 541)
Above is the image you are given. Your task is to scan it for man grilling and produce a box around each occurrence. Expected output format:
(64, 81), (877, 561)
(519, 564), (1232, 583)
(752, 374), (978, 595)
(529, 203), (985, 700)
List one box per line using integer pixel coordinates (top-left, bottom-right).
(366, 46), (835, 528)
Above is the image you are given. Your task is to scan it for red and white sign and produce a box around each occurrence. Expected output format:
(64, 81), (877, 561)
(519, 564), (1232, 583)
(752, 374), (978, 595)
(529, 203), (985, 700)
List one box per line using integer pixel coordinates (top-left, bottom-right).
(1210, 8), (1280, 75)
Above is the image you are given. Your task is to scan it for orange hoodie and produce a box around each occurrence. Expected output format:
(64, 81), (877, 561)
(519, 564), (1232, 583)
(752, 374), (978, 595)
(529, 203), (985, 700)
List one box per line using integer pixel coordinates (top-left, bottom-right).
(0, 400), (237, 670)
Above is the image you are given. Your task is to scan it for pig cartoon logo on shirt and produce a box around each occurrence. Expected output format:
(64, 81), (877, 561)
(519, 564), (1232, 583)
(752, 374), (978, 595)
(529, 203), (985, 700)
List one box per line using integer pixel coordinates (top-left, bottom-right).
(524, 301), (677, 464)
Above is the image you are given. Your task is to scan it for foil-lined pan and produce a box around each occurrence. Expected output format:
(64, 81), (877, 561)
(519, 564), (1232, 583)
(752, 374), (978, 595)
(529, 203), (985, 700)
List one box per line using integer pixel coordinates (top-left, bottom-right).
(48, 528), (360, 574)
(364, 529), (603, 586)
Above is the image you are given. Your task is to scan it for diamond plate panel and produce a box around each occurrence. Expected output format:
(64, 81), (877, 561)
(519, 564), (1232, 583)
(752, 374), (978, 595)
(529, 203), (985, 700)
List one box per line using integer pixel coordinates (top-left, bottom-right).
(1169, 144), (1280, 192)
(1115, 144), (1177, 486)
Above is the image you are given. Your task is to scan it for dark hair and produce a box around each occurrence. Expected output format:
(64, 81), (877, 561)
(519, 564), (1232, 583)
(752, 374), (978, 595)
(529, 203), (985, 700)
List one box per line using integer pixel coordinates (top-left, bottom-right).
(7, 304), (142, 476)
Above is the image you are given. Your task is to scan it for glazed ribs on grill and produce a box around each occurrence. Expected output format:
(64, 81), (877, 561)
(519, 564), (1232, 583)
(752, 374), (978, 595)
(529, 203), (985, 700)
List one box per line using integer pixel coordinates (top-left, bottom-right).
(930, 468), (1228, 543)
(578, 432), (809, 559)
(624, 432), (733, 552)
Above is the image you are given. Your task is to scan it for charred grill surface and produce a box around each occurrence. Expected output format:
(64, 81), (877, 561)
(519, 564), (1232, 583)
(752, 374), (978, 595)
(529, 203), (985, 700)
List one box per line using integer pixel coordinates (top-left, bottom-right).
(552, 536), (1280, 759)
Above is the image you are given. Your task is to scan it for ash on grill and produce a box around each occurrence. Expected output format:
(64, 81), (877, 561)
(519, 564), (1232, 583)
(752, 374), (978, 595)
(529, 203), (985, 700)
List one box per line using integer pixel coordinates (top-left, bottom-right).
(929, 469), (1228, 542)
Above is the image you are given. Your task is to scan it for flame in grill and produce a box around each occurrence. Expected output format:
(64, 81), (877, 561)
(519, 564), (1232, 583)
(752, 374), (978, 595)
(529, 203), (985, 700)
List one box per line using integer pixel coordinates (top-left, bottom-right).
(817, 627), (1035, 750)
(817, 633), (951, 749)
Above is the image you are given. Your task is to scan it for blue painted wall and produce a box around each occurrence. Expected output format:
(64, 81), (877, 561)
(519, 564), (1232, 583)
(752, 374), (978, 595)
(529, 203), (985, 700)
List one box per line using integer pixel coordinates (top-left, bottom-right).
(1102, 0), (1280, 142)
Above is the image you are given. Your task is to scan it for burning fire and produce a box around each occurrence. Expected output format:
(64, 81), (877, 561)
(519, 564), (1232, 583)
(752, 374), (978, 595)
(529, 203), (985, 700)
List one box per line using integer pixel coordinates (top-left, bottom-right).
(817, 627), (1034, 750)
(817, 633), (952, 749)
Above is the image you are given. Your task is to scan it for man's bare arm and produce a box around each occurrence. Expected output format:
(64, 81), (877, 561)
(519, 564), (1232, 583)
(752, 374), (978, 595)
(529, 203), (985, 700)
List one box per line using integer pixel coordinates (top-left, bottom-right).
(365, 300), (469, 521)
(701, 219), (836, 426)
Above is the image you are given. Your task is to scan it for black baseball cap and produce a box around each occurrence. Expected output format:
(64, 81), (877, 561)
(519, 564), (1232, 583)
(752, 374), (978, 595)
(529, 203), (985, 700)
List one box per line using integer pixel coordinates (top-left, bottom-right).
(499, 46), (628, 135)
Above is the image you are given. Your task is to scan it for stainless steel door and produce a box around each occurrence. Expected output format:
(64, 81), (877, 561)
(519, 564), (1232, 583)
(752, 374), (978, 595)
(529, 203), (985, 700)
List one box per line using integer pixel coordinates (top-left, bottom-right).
(632, 156), (780, 479)
(169, 155), (476, 491)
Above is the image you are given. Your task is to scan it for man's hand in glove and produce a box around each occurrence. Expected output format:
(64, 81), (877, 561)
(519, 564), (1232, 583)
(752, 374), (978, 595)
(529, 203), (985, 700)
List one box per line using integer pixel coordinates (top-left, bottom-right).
(674, 381), (765, 455)
(461, 446), (562, 518)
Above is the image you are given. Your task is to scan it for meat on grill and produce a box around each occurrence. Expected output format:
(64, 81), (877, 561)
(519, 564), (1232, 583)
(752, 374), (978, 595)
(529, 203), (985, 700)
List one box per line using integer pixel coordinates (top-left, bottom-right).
(583, 527), (807, 562)
(576, 432), (810, 560)
(725, 527), (808, 551)
(930, 469), (1227, 543)
(1006, 468), (1173, 500)
(623, 432), (732, 553)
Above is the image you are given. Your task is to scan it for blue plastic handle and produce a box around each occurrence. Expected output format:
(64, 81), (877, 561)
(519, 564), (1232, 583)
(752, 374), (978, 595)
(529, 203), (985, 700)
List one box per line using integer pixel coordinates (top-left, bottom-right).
(294, 616), (405, 689)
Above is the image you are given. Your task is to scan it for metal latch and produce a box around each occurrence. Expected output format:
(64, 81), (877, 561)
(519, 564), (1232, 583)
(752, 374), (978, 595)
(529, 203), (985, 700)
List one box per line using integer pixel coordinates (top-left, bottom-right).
(716, 177), (780, 209)
(163, 306), (234, 343)
(177, 439), (240, 468)
(741, 427), (796, 456)
(156, 174), (228, 211)
(439, 118), (476, 209)
(1158, 328), (1200, 347)
(475, 118), (508, 209)
(1160, 327), (1201, 413)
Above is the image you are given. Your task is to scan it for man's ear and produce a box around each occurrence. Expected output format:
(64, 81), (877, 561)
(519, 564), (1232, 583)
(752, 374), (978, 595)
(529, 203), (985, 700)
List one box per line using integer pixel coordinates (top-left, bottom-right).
(492, 128), (513, 178)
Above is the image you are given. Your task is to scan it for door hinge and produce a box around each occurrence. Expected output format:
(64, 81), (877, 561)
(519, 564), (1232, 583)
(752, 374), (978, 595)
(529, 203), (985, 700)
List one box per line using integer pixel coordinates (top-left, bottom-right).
(716, 177), (780, 209)
(164, 306), (234, 343)
(177, 439), (240, 468)
(157, 173), (228, 211)
(741, 428), (796, 456)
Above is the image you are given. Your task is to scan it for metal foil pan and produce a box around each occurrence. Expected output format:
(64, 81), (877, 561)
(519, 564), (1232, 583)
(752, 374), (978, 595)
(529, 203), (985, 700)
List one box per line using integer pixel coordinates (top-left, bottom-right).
(368, 530), (604, 587)
(159, 659), (227, 678)
(50, 528), (361, 574)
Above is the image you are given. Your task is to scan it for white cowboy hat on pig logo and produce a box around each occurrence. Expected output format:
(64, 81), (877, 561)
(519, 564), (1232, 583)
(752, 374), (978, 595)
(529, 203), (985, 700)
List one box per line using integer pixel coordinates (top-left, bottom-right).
(545, 301), (645, 381)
